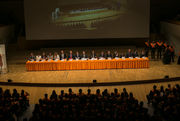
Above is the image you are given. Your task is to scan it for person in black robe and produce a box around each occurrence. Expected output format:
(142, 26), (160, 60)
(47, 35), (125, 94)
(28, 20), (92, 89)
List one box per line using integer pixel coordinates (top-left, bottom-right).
(150, 41), (156, 60)
(145, 40), (150, 57)
(156, 40), (163, 59)
(178, 52), (180, 64)
(163, 46), (171, 64)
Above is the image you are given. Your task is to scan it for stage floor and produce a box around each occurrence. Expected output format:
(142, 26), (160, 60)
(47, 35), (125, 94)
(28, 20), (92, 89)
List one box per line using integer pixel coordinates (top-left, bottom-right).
(0, 60), (179, 84)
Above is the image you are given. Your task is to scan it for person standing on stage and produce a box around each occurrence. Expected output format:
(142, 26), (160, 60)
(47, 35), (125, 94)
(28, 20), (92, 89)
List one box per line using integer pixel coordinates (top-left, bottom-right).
(163, 46), (171, 64)
(178, 51), (180, 64)
(29, 52), (36, 61)
(91, 50), (97, 59)
(68, 50), (74, 60)
(163, 41), (168, 52)
(106, 51), (112, 59)
(60, 50), (66, 60)
(75, 51), (81, 60)
(150, 41), (156, 60)
(126, 49), (133, 58)
(145, 40), (150, 57)
(0, 54), (3, 74)
(156, 40), (163, 59)
(169, 46), (175, 62)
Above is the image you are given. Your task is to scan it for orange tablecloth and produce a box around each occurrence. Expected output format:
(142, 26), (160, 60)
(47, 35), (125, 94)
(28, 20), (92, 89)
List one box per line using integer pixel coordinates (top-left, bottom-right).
(26, 58), (149, 71)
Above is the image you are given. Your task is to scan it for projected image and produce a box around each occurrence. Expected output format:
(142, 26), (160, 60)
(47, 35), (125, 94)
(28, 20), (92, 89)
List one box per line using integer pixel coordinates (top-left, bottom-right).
(25, 0), (149, 39)
(51, 0), (128, 30)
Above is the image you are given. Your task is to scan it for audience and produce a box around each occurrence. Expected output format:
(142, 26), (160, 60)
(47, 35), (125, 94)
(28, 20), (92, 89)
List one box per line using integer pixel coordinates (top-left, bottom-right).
(29, 88), (151, 121)
(1, 83), (180, 121)
(147, 84), (180, 121)
(0, 87), (29, 121)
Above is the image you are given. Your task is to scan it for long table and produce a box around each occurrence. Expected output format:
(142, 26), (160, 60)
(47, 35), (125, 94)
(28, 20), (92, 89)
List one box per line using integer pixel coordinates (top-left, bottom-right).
(26, 58), (149, 71)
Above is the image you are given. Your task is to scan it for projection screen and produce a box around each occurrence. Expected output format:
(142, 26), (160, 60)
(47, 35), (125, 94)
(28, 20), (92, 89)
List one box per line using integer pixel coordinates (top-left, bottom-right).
(24, 0), (150, 40)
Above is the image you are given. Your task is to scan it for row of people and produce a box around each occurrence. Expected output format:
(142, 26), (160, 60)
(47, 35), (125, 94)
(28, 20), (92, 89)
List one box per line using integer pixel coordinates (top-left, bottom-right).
(145, 40), (175, 61)
(28, 49), (146, 61)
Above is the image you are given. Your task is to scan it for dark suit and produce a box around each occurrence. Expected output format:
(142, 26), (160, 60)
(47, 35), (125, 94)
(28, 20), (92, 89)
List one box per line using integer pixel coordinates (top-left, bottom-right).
(126, 52), (133, 58)
(178, 56), (180, 64)
(114, 53), (119, 58)
(133, 52), (139, 58)
(150, 43), (156, 59)
(29, 56), (36, 61)
(106, 54), (112, 58)
(99, 53), (105, 58)
(140, 53), (145, 58)
(68, 54), (75, 60)
(81, 54), (88, 58)
(41, 55), (47, 60)
(91, 53), (97, 58)
(75, 54), (81, 59)
(157, 42), (163, 59)
(163, 48), (171, 64)
(60, 54), (66, 60)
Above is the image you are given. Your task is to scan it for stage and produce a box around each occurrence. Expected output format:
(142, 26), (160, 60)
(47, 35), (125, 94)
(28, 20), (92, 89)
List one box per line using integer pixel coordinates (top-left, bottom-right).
(0, 60), (179, 84)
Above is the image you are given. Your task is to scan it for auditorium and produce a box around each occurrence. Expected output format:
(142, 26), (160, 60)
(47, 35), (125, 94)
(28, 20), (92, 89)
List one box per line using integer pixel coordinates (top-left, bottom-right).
(0, 0), (180, 121)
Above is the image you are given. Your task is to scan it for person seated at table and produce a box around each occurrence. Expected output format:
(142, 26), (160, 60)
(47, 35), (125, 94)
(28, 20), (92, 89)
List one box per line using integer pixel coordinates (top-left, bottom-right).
(120, 53), (126, 58)
(81, 51), (88, 59)
(133, 50), (139, 58)
(53, 52), (60, 60)
(113, 51), (119, 58)
(68, 50), (75, 60)
(91, 50), (97, 59)
(47, 53), (53, 60)
(60, 50), (66, 60)
(140, 50), (146, 58)
(28, 53), (36, 61)
(126, 49), (133, 58)
(99, 51), (105, 59)
(106, 51), (112, 59)
(75, 51), (81, 60)
(41, 52), (47, 61)
(36, 54), (41, 61)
